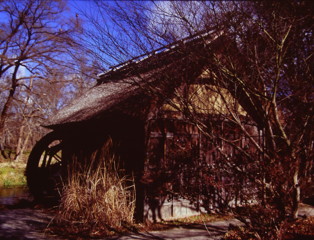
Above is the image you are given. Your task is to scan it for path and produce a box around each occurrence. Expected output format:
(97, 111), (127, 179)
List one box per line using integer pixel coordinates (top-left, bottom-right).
(0, 204), (313, 240)
(0, 208), (60, 240)
(110, 219), (243, 240)
(111, 204), (314, 240)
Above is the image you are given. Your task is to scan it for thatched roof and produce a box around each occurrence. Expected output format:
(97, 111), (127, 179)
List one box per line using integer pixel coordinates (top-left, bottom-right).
(47, 30), (223, 128)
(47, 74), (150, 127)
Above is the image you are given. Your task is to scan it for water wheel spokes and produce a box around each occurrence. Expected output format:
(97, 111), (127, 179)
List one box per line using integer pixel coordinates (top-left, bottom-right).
(26, 131), (64, 202)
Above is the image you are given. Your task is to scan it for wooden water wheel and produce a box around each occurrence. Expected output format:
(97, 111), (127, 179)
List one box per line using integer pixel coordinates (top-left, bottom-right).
(26, 131), (64, 202)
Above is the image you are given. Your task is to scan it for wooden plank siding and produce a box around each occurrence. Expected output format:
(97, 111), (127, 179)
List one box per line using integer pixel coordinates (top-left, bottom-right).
(143, 113), (264, 220)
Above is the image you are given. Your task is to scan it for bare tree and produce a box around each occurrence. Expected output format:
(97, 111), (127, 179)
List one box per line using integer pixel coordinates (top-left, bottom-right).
(0, 0), (90, 159)
(0, 0), (73, 145)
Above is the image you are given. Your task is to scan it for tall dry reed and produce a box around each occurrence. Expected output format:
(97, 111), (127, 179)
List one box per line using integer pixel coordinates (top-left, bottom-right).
(53, 139), (135, 237)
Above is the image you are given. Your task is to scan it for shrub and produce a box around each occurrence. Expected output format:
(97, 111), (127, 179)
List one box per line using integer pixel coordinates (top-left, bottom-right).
(224, 216), (314, 240)
(228, 204), (293, 240)
(53, 140), (135, 237)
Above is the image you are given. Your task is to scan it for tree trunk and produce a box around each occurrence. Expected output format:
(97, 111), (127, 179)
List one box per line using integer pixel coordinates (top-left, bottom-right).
(292, 169), (300, 219)
(0, 93), (15, 159)
(0, 64), (19, 139)
(15, 125), (25, 161)
(15, 123), (31, 162)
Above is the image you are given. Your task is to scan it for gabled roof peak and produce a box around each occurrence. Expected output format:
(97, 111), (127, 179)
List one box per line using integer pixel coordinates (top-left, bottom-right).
(97, 29), (222, 84)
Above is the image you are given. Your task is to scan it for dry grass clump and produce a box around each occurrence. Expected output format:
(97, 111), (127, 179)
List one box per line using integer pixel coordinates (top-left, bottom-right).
(52, 140), (135, 237)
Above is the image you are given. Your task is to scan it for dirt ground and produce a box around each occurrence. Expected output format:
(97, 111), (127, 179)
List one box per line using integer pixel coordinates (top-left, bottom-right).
(0, 203), (313, 240)
(0, 207), (60, 240)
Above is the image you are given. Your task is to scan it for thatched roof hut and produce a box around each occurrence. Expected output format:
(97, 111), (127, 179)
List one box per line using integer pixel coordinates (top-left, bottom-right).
(27, 30), (253, 222)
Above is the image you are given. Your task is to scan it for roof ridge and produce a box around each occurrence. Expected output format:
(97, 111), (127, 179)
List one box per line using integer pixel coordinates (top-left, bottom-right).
(97, 29), (219, 80)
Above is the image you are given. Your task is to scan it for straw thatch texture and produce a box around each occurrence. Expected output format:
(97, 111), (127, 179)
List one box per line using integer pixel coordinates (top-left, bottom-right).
(48, 76), (145, 127)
